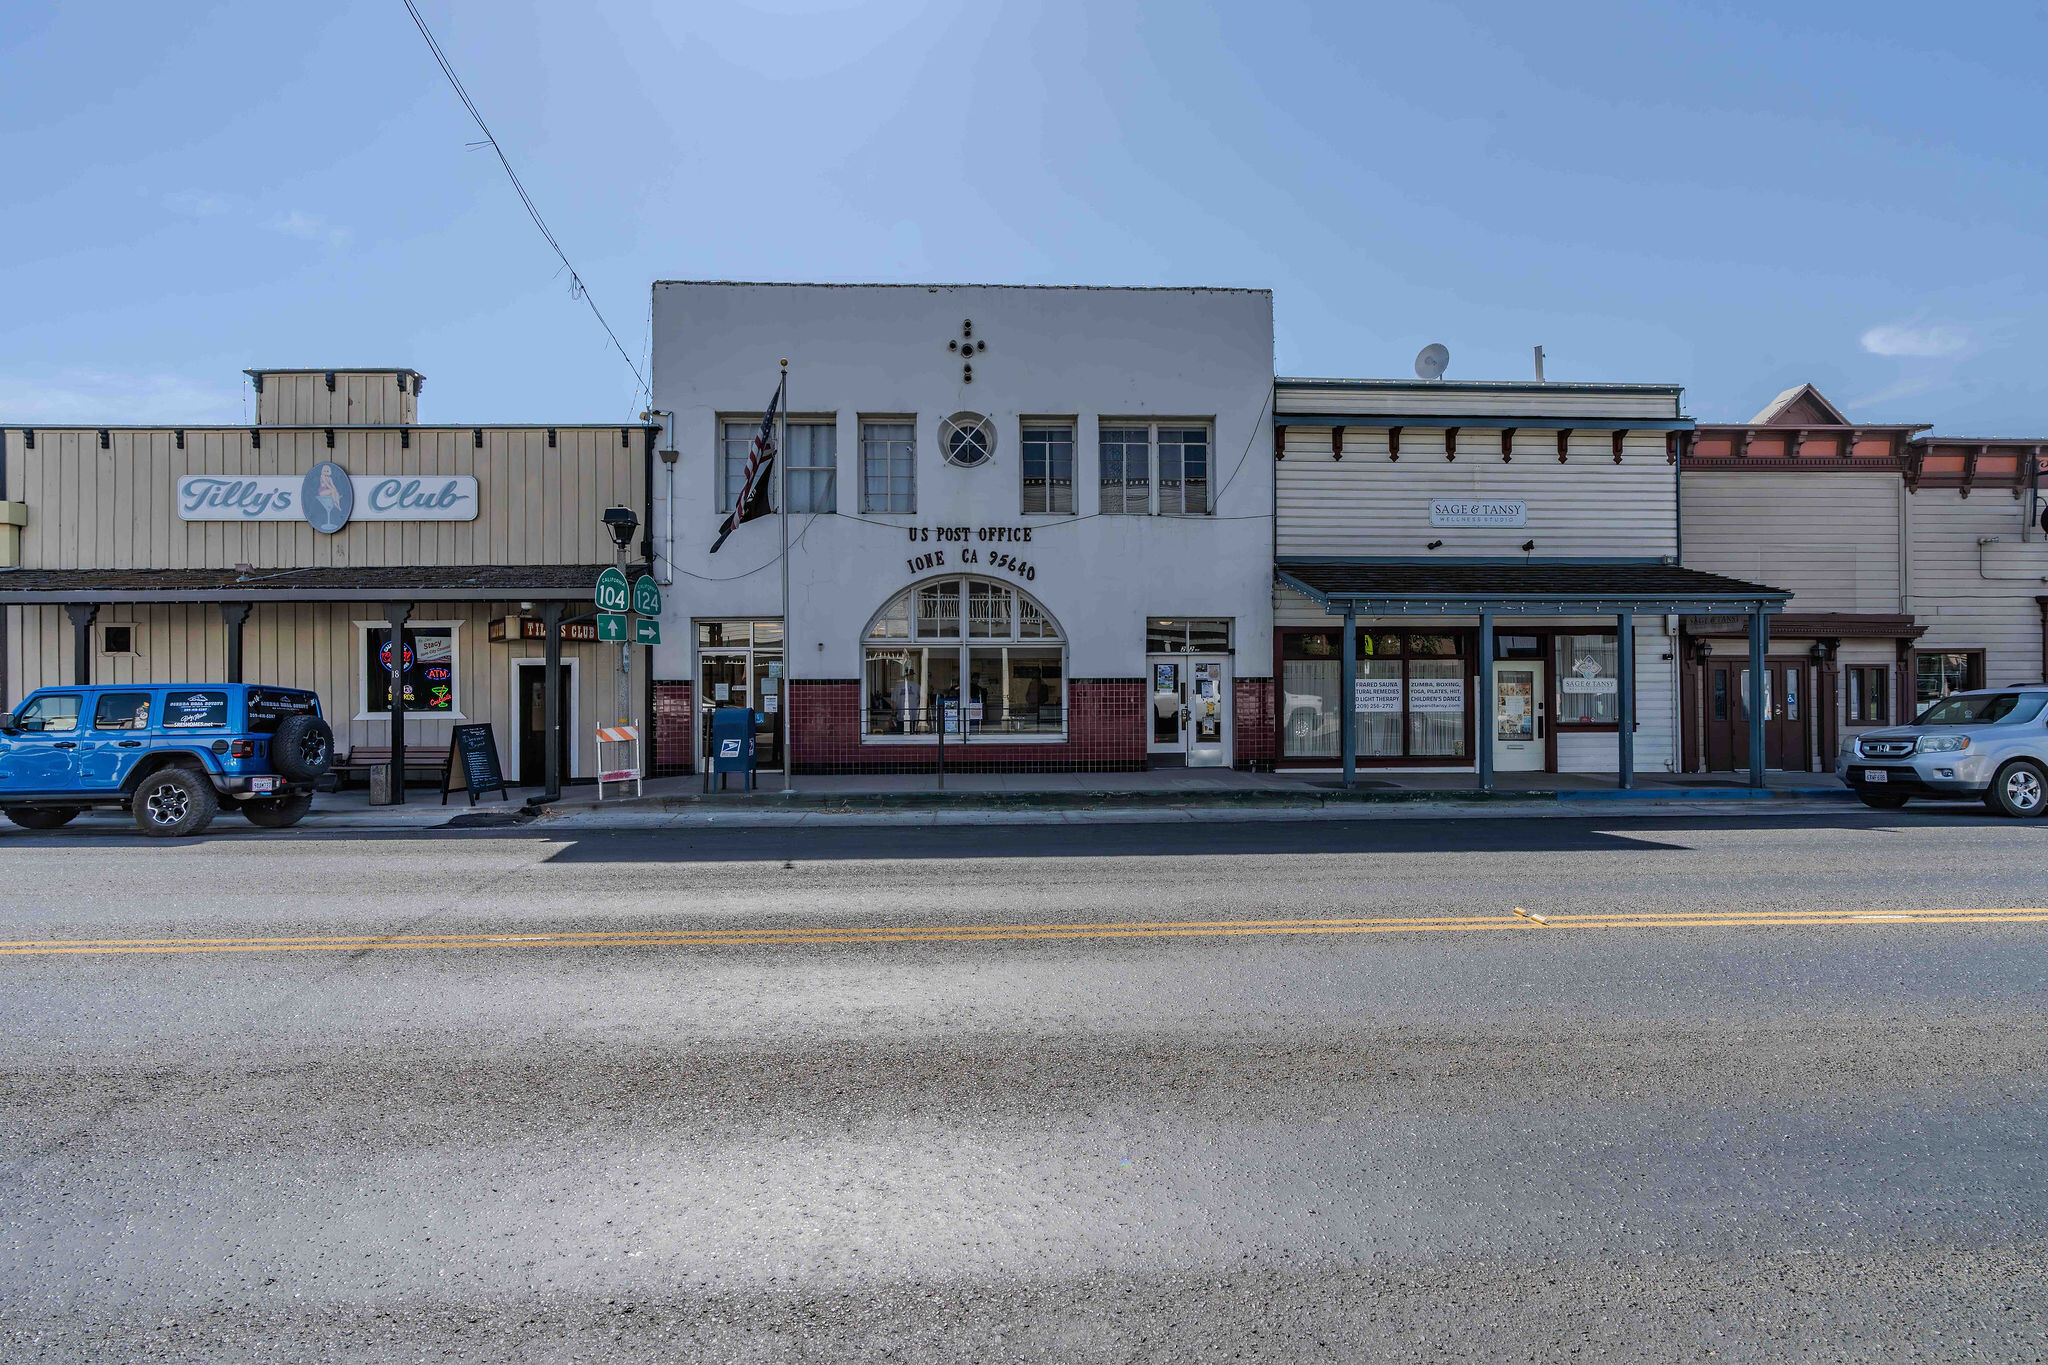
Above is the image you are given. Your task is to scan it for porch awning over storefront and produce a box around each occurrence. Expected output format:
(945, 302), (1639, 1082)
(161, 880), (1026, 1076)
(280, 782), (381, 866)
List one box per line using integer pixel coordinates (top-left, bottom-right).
(0, 564), (639, 602)
(1276, 560), (1788, 615)
(1276, 560), (1791, 792)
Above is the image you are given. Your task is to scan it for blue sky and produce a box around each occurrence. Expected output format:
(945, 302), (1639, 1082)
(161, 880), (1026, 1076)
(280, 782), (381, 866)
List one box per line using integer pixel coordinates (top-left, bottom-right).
(2, 0), (2043, 431)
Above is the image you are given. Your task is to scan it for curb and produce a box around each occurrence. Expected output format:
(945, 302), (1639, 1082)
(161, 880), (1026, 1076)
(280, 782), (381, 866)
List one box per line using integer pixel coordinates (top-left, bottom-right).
(1556, 787), (1855, 802)
(521, 783), (1855, 817)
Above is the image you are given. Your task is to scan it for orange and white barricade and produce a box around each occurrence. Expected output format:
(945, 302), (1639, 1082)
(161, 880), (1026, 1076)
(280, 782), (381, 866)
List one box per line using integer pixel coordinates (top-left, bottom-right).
(594, 725), (642, 800)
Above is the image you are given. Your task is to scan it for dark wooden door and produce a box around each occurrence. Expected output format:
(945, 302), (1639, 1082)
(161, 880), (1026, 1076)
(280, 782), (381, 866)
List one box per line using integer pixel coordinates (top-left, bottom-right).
(517, 665), (573, 786)
(1708, 659), (1810, 772)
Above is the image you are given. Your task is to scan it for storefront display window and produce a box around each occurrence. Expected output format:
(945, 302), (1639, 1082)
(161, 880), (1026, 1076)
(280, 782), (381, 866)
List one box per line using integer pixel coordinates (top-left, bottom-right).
(1915, 651), (1982, 708)
(1281, 630), (1469, 762)
(1555, 633), (1620, 724)
(863, 578), (1066, 739)
(359, 623), (460, 717)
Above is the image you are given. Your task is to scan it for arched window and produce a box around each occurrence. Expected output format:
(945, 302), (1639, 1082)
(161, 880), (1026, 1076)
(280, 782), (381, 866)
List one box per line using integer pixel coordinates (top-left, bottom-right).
(862, 577), (1066, 739)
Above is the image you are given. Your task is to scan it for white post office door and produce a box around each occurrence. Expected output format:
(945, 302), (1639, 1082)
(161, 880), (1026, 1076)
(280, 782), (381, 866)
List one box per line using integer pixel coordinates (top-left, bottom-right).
(1493, 663), (1546, 772)
(1187, 657), (1231, 767)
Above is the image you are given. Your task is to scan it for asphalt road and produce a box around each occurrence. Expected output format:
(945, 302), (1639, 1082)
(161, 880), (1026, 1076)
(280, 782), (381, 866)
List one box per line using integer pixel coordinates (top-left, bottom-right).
(4, 810), (2048, 1362)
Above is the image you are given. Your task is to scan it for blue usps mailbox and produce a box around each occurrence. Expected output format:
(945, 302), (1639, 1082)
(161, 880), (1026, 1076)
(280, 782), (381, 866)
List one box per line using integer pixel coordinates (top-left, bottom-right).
(708, 706), (757, 791)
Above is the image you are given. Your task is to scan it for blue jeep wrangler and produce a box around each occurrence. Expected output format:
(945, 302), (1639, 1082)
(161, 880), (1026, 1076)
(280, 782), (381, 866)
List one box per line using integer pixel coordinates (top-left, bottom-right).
(0, 684), (334, 836)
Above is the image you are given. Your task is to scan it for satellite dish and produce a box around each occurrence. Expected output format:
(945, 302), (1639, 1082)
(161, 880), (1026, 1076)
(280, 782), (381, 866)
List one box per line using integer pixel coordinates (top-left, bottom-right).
(1415, 343), (1450, 381)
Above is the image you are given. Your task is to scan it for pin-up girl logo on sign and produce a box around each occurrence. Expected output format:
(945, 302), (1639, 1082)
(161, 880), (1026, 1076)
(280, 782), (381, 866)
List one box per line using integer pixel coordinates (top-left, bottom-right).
(301, 461), (354, 534)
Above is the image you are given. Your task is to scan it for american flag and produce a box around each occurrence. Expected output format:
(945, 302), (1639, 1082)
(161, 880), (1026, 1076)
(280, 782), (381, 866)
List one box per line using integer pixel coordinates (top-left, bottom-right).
(710, 382), (781, 553)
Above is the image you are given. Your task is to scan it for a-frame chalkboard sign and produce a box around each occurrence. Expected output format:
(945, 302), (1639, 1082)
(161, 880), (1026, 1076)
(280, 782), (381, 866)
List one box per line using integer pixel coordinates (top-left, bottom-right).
(443, 722), (510, 804)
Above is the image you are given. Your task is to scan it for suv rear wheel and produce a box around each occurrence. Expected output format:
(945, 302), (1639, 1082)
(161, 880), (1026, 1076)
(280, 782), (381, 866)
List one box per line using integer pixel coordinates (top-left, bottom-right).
(6, 807), (81, 830)
(132, 767), (218, 837)
(269, 715), (334, 783)
(242, 792), (313, 828)
(1985, 760), (2048, 818)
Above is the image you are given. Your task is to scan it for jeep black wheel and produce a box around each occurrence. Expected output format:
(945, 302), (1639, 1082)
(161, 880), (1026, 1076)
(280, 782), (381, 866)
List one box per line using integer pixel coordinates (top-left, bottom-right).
(242, 792), (313, 829)
(1986, 760), (2048, 818)
(269, 715), (335, 783)
(1857, 789), (1911, 810)
(132, 767), (218, 837)
(6, 807), (81, 830)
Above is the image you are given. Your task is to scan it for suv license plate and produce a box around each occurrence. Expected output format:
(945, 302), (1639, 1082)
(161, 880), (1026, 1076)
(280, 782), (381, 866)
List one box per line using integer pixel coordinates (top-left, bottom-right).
(1865, 770), (1888, 784)
(250, 777), (278, 794)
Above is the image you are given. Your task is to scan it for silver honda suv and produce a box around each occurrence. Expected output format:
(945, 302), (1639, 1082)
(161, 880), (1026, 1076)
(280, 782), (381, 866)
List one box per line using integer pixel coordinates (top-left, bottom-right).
(1840, 686), (2048, 815)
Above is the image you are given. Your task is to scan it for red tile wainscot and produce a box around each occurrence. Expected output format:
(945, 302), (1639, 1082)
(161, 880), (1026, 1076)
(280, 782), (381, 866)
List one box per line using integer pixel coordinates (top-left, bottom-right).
(1234, 675), (1275, 770)
(653, 679), (694, 776)
(789, 678), (1148, 774)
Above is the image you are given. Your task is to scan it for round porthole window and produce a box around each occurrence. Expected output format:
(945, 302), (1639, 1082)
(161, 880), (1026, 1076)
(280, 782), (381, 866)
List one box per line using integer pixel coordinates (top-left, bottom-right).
(939, 412), (995, 468)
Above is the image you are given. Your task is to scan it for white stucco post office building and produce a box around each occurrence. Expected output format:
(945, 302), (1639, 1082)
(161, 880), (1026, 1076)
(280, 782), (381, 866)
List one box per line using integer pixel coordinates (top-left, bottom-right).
(645, 283), (1276, 775)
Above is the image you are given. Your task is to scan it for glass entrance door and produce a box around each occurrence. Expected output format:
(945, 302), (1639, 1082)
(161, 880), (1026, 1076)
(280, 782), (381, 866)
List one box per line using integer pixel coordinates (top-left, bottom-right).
(1493, 664), (1546, 772)
(1149, 660), (1184, 756)
(1187, 657), (1230, 767)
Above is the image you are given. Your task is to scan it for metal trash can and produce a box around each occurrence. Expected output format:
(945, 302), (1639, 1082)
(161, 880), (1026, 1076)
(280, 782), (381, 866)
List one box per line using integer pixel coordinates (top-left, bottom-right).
(368, 763), (396, 806)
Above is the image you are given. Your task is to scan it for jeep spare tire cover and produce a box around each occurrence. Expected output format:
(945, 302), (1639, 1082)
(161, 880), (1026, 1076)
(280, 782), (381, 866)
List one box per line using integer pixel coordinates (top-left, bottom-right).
(270, 714), (335, 782)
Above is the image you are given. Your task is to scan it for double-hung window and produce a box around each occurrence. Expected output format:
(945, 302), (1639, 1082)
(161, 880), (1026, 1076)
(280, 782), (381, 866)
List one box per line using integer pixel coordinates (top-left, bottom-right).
(1021, 422), (1075, 515)
(721, 420), (837, 514)
(1157, 426), (1211, 515)
(1846, 666), (1888, 725)
(1098, 425), (1151, 515)
(862, 420), (916, 514)
(1099, 423), (1211, 515)
(785, 423), (837, 513)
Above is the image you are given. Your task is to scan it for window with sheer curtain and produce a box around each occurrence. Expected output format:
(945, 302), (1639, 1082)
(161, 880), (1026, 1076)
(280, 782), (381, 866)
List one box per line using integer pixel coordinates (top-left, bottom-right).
(1555, 633), (1621, 724)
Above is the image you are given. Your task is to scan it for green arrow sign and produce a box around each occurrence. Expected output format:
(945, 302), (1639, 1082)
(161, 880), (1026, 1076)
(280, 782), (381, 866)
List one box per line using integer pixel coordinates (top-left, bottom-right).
(596, 613), (630, 643)
(633, 617), (661, 645)
(594, 566), (629, 613)
(631, 575), (662, 617)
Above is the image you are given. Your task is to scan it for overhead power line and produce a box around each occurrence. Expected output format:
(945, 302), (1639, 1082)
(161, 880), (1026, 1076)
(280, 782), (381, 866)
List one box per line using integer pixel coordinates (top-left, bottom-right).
(400, 0), (648, 401)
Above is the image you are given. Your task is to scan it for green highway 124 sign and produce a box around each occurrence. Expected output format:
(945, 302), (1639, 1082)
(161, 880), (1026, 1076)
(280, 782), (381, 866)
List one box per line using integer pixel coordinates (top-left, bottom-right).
(594, 566), (630, 613)
(633, 617), (661, 645)
(632, 575), (662, 617)
(596, 613), (630, 643)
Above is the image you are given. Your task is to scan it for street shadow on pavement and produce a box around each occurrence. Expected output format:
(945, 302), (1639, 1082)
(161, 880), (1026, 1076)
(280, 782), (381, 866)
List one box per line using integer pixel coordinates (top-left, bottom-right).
(526, 811), (2008, 864)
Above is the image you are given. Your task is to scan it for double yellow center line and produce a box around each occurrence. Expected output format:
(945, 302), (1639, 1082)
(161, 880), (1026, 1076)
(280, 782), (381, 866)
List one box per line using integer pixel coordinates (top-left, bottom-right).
(2, 906), (2046, 957)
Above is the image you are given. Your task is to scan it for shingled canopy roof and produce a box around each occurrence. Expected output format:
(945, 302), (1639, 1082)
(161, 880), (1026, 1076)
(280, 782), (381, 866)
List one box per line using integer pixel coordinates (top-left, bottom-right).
(1277, 561), (1789, 615)
(0, 564), (649, 603)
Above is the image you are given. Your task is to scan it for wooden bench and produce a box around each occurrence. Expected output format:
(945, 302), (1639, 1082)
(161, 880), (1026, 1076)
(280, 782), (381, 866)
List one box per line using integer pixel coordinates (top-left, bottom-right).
(334, 745), (454, 792)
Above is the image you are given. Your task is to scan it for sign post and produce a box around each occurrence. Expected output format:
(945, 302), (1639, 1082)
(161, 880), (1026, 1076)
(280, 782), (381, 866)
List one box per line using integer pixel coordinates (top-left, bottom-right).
(592, 564), (657, 799)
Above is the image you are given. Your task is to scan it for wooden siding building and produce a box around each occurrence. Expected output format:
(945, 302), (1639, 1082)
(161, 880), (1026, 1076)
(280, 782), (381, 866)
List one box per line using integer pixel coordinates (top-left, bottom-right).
(1273, 378), (1788, 790)
(1679, 383), (2048, 773)
(1, 368), (655, 794)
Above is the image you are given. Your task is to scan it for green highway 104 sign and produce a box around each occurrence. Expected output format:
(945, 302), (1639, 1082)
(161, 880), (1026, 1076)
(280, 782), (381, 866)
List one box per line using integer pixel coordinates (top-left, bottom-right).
(594, 566), (630, 613)
(633, 617), (661, 645)
(596, 613), (630, 643)
(632, 575), (662, 617)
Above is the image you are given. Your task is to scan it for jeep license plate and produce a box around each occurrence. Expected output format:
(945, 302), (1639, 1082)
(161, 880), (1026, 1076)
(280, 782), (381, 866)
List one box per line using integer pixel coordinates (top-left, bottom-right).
(249, 777), (278, 794)
(1865, 770), (1888, 784)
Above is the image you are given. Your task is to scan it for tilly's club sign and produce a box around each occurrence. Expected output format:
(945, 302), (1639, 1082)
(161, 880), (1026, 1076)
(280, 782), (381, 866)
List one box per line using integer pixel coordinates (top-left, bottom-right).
(177, 461), (479, 533)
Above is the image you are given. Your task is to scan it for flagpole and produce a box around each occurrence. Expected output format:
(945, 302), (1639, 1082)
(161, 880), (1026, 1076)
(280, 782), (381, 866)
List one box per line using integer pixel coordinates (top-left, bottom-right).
(778, 359), (792, 795)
